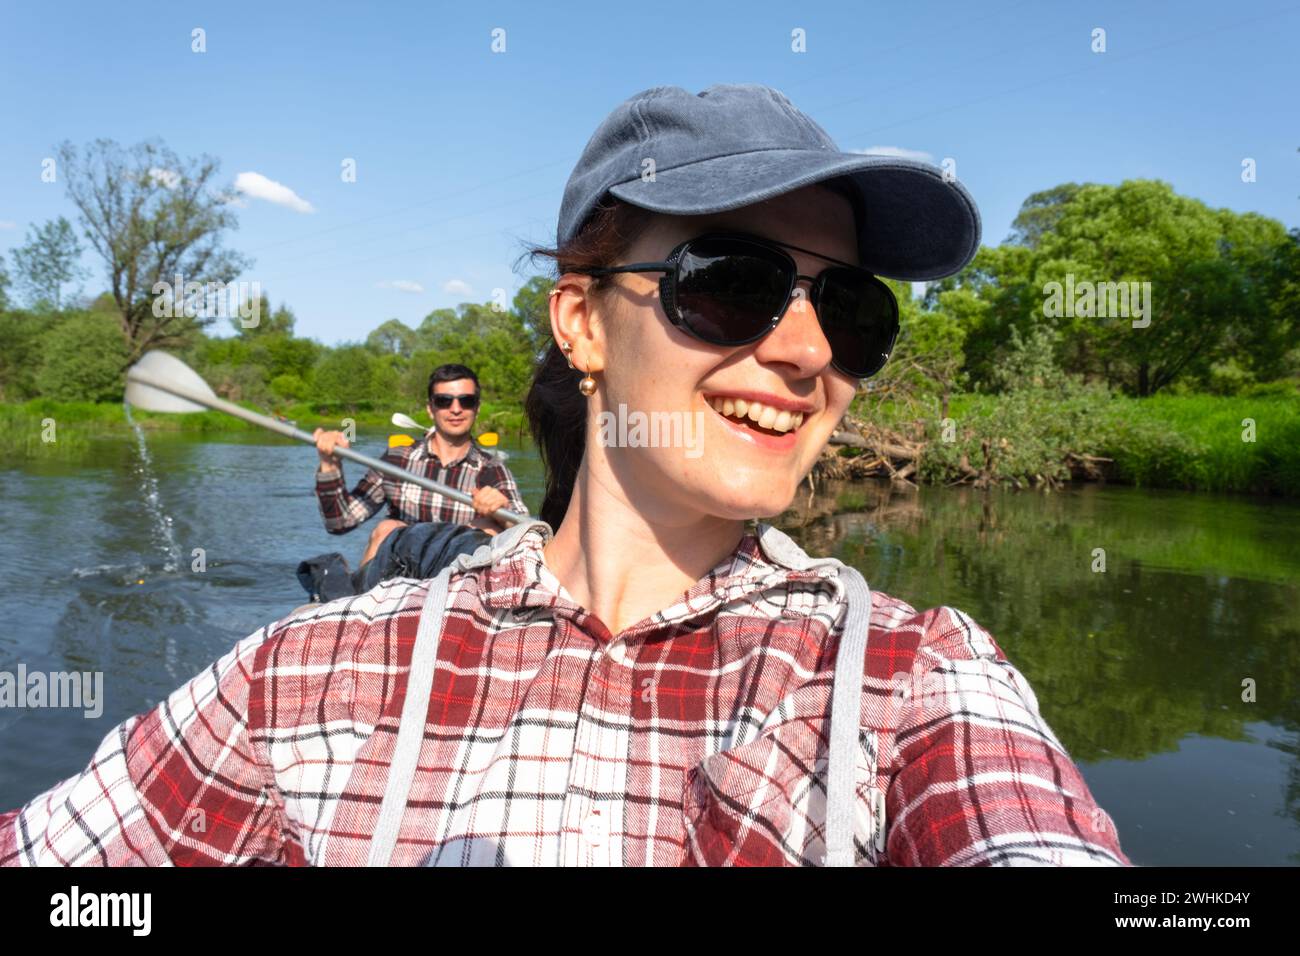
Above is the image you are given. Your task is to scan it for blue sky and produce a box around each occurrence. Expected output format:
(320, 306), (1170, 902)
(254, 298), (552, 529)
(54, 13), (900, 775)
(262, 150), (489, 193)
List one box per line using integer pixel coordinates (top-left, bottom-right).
(1, 0), (1296, 344)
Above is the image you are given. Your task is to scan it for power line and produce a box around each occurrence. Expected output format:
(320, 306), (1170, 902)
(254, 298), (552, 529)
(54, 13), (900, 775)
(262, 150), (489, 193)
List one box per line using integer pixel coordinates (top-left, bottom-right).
(249, 4), (1300, 296)
(843, 3), (1300, 142)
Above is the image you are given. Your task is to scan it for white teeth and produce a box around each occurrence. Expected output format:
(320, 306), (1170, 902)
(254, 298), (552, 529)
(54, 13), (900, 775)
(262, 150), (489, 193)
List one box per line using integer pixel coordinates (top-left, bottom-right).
(707, 397), (807, 434)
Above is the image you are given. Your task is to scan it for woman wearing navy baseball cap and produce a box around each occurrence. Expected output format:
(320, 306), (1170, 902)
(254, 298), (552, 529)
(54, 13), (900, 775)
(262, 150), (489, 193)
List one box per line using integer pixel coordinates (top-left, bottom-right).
(1, 84), (1129, 867)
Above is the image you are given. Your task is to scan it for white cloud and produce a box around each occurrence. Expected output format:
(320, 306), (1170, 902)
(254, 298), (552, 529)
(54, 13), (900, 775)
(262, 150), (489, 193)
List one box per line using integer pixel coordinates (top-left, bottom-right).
(853, 146), (935, 163)
(443, 279), (474, 297)
(234, 172), (315, 213)
(149, 167), (180, 189)
(377, 279), (425, 294)
(0, 220), (16, 230)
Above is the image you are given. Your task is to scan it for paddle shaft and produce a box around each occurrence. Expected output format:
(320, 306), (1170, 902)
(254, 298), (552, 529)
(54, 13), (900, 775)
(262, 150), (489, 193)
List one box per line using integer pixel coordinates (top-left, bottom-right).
(125, 368), (526, 527)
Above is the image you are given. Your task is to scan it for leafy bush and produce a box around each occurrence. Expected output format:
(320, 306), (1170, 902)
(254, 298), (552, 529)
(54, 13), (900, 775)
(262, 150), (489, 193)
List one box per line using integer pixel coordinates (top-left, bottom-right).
(269, 373), (310, 401)
(34, 313), (129, 402)
(312, 345), (400, 406)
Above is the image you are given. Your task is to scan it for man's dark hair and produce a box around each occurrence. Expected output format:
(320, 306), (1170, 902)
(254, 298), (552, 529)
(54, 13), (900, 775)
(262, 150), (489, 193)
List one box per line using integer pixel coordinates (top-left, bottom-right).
(427, 364), (480, 404)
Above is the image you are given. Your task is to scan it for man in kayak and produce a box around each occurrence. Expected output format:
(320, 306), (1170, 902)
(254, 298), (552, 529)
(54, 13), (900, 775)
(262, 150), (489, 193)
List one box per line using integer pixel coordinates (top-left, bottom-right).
(311, 363), (528, 568)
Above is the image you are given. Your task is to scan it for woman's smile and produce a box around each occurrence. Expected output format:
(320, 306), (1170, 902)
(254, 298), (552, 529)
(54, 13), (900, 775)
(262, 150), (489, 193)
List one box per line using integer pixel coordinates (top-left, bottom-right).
(703, 390), (815, 451)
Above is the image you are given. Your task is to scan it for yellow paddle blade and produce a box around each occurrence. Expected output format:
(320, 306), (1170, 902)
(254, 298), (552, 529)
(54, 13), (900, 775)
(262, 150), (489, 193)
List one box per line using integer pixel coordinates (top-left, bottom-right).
(477, 432), (499, 447)
(388, 433), (415, 448)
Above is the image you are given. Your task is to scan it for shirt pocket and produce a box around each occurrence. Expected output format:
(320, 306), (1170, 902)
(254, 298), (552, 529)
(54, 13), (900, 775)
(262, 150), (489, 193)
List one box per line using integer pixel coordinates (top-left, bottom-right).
(679, 729), (808, 867)
(678, 722), (887, 867)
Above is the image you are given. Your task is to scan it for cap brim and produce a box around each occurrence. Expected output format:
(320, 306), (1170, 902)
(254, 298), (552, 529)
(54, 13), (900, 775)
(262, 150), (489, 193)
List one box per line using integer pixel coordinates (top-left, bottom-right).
(607, 151), (980, 281)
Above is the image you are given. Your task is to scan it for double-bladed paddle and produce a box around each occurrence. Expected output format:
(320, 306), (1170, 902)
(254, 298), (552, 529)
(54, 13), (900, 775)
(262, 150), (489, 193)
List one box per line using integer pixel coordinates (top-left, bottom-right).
(124, 350), (525, 527)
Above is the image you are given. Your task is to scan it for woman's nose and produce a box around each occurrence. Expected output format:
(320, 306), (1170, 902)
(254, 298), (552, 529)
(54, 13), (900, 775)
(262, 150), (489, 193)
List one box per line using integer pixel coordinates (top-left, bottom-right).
(751, 276), (834, 375)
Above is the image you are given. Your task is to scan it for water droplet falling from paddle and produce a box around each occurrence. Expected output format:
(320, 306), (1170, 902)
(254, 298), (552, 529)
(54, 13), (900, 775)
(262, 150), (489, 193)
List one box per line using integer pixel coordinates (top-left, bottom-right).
(124, 400), (183, 573)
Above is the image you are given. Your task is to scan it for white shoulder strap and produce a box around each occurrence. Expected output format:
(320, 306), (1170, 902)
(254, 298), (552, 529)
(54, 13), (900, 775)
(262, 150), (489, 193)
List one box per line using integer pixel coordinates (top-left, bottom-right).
(366, 561), (456, 867)
(825, 565), (872, 866)
(367, 519), (550, 866)
(754, 523), (872, 866)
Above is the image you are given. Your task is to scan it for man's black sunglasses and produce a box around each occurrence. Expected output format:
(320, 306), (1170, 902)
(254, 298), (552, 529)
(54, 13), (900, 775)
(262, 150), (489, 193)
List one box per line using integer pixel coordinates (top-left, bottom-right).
(431, 392), (480, 410)
(575, 231), (900, 379)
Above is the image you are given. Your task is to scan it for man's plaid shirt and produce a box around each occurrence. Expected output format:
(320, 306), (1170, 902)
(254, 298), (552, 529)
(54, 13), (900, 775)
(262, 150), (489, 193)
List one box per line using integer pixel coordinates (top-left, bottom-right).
(0, 522), (1130, 867)
(315, 433), (528, 531)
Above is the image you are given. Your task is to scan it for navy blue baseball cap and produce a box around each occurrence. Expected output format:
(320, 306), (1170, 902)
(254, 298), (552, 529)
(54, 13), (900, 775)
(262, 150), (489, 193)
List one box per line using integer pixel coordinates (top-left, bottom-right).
(558, 83), (981, 282)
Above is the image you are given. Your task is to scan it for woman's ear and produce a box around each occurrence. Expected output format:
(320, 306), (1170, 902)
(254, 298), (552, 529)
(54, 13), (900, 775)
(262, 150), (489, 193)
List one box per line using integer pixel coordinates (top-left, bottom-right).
(549, 275), (606, 374)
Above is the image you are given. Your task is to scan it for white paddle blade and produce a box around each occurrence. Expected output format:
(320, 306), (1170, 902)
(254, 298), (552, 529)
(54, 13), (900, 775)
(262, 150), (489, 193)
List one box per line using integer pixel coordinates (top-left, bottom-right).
(124, 350), (219, 413)
(390, 412), (423, 430)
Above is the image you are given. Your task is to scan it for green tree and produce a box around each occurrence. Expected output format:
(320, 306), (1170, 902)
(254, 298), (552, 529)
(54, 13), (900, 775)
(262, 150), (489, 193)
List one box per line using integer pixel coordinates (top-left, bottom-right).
(512, 276), (555, 360)
(313, 345), (386, 405)
(0, 310), (51, 400)
(269, 373), (310, 402)
(190, 335), (262, 403)
(409, 301), (534, 401)
(935, 180), (1298, 396)
(227, 293), (297, 339)
(1006, 183), (1084, 248)
(924, 244), (1037, 390)
(365, 318), (416, 357)
(56, 138), (251, 363)
(1215, 220), (1300, 386)
(860, 281), (967, 418)
(9, 217), (86, 309)
(258, 333), (321, 382)
(35, 312), (131, 402)
(1033, 180), (1285, 395)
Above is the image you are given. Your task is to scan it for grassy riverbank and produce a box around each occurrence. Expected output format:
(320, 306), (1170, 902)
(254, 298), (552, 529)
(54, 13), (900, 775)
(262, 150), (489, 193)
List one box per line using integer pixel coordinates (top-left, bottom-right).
(846, 386), (1300, 497)
(0, 398), (527, 459)
(5, 391), (1297, 497)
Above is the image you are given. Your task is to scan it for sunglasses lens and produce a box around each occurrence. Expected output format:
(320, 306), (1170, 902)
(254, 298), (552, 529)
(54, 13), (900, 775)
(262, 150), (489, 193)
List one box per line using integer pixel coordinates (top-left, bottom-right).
(817, 270), (898, 377)
(674, 238), (792, 344)
(459, 394), (480, 409)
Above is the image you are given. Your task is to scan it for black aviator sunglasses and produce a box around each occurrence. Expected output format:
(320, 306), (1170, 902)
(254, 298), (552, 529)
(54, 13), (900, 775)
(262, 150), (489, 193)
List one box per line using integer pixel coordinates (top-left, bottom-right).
(573, 231), (900, 379)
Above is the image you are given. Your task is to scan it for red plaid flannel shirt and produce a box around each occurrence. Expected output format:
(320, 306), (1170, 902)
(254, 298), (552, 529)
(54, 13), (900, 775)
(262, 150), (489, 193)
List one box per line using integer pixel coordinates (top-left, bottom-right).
(0, 522), (1130, 867)
(315, 433), (527, 531)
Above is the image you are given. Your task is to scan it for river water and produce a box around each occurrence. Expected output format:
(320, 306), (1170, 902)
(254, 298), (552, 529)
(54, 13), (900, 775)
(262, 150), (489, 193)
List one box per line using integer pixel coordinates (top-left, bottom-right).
(1, 431), (1297, 866)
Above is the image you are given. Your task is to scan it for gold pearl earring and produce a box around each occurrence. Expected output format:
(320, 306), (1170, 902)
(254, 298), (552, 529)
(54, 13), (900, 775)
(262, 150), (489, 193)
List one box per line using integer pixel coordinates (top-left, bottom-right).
(560, 339), (595, 395)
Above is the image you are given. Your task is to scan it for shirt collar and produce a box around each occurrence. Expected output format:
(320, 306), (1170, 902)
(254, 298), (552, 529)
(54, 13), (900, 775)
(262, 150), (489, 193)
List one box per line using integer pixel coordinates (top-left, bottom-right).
(415, 433), (484, 468)
(478, 521), (842, 636)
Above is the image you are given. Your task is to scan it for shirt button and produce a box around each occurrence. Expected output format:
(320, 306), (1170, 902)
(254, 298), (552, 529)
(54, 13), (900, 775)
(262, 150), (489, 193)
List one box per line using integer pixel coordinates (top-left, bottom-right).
(606, 639), (627, 665)
(582, 810), (607, 846)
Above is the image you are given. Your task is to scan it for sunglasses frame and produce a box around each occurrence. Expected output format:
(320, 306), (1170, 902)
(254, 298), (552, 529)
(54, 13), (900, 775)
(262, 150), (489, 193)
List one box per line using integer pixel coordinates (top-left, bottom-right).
(576, 231), (900, 379)
(430, 392), (480, 410)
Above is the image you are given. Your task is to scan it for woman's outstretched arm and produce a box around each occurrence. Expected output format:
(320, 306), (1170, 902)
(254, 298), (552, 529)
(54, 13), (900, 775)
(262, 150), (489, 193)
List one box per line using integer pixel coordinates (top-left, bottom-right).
(1, 627), (291, 867)
(884, 607), (1131, 867)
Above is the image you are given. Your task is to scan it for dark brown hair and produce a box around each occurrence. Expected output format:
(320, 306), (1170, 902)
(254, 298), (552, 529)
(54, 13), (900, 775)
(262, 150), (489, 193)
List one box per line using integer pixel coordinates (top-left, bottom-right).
(520, 179), (863, 529)
(520, 196), (658, 528)
(427, 363), (479, 403)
